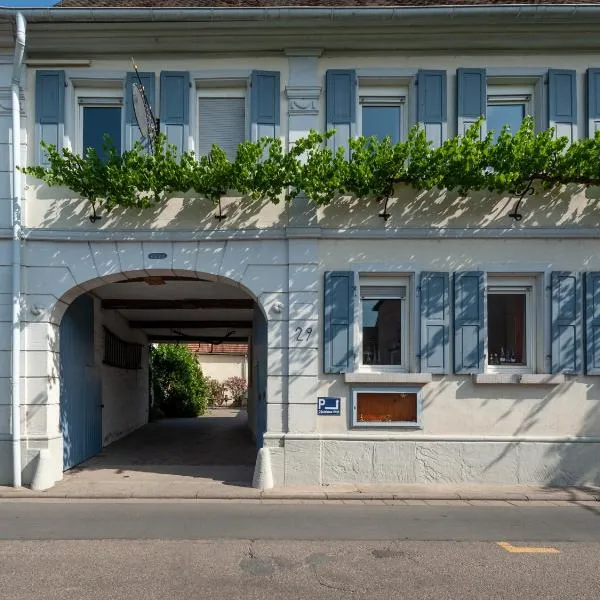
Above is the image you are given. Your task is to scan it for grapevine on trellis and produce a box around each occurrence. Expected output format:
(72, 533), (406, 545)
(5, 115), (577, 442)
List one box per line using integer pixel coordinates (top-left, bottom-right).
(21, 117), (600, 222)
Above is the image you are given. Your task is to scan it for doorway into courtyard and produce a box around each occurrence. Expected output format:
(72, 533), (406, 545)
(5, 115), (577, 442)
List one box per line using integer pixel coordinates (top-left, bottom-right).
(58, 271), (268, 489)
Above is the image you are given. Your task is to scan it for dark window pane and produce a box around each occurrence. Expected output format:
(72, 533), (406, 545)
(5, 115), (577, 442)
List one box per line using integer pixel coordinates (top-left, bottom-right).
(487, 103), (525, 142)
(487, 293), (526, 365)
(362, 105), (401, 144)
(83, 106), (122, 161)
(362, 298), (402, 365)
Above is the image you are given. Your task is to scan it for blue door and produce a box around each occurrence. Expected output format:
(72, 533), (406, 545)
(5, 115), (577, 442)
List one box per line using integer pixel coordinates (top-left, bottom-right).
(60, 295), (102, 470)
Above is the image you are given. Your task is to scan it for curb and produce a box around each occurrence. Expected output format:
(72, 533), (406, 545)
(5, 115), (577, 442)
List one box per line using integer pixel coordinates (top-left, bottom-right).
(1, 491), (599, 502)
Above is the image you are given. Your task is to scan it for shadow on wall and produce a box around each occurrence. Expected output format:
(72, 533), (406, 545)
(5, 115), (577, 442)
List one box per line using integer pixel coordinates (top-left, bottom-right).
(32, 183), (285, 231)
(317, 184), (600, 230)
(544, 382), (600, 486)
(29, 176), (600, 231)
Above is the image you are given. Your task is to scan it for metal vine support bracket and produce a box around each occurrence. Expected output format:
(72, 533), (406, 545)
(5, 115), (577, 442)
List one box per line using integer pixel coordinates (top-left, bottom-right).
(89, 202), (101, 223)
(508, 178), (535, 222)
(214, 197), (227, 222)
(378, 195), (391, 221)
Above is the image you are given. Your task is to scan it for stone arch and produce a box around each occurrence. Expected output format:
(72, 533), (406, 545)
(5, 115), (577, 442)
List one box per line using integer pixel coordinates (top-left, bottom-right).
(21, 238), (288, 485)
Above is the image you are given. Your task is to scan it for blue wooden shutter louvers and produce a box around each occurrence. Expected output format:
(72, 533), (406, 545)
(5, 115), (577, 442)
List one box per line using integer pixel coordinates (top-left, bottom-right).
(159, 71), (189, 156)
(326, 69), (356, 159)
(125, 71), (156, 152)
(323, 271), (354, 374)
(420, 272), (450, 374)
(35, 70), (66, 166)
(457, 68), (486, 136)
(548, 69), (577, 142)
(587, 68), (600, 137)
(551, 271), (581, 374)
(250, 70), (280, 141)
(417, 69), (447, 148)
(454, 271), (485, 374)
(585, 272), (600, 375)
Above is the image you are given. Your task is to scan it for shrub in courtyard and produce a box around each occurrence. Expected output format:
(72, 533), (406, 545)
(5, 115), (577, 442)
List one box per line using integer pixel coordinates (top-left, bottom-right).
(150, 344), (207, 418)
(205, 377), (227, 407)
(224, 376), (248, 407)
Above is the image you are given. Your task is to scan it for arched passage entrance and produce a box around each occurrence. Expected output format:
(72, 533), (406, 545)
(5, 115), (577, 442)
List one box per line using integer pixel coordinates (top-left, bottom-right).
(57, 270), (268, 481)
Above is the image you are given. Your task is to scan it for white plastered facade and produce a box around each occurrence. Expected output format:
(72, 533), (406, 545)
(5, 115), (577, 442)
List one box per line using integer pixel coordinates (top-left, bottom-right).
(1, 12), (600, 487)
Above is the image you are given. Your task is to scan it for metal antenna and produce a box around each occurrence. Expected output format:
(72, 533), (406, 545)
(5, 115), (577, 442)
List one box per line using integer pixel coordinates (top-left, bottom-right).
(131, 57), (159, 152)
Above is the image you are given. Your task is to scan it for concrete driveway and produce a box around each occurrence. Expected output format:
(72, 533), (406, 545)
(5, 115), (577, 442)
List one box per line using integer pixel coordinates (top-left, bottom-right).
(48, 408), (258, 497)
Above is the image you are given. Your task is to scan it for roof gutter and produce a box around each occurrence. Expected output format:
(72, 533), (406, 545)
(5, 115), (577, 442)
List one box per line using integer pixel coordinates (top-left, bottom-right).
(0, 6), (599, 23)
(11, 11), (25, 489)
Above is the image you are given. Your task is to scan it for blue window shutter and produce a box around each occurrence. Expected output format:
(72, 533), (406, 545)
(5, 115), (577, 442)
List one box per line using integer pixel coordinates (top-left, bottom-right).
(250, 70), (280, 141)
(551, 271), (581, 374)
(35, 70), (65, 165)
(159, 71), (189, 155)
(326, 69), (356, 158)
(323, 271), (354, 374)
(420, 272), (450, 374)
(454, 271), (485, 374)
(548, 69), (577, 142)
(417, 69), (447, 148)
(125, 71), (156, 151)
(457, 68), (486, 135)
(585, 272), (600, 375)
(587, 68), (600, 137)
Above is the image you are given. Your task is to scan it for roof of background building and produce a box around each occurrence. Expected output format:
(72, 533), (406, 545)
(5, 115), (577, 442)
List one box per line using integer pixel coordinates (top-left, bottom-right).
(53, 1), (600, 9)
(188, 342), (248, 355)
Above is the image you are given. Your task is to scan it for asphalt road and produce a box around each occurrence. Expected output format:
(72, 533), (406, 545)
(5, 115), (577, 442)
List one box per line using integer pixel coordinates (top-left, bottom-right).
(1, 501), (600, 600)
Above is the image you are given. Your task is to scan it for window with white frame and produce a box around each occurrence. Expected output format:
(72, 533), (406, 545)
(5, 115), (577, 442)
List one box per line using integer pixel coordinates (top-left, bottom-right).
(358, 276), (410, 371)
(74, 88), (123, 162)
(196, 83), (246, 160)
(486, 275), (539, 374)
(358, 84), (408, 143)
(487, 83), (534, 142)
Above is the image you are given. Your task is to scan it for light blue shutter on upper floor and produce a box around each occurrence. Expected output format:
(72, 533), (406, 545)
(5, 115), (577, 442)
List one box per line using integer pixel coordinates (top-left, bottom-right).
(551, 271), (581, 374)
(454, 271), (485, 374)
(323, 271), (354, 374)
(587, 68), (600, 137)
(326, 69), (356, 159)
(125, 71), (156, 152)
(417, 69), (447, 148)
(457, 68), (486, 136)
(420, 272), (450, 374)
(548, 69), (577, 142)
(250, 70), (280, 141)
(159, 71), (189, 155)
(35, 70), (65, 165)
(585, 272), (600, 375)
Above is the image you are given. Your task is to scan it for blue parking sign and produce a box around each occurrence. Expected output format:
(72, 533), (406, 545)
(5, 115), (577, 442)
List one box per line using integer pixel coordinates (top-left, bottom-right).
(317, 397), (341, 416)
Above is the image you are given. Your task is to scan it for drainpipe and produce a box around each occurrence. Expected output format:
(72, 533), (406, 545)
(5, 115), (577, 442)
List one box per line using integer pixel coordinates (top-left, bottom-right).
(11, 12), (25, 488)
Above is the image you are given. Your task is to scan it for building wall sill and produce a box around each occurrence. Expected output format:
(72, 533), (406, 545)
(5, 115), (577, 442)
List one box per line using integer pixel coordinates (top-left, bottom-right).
(472, 374), (565, 385)
(345, 372), (433, 384)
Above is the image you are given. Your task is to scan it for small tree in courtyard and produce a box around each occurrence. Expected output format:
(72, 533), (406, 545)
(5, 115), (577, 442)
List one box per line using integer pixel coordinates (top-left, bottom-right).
(150, 343), (207, 418)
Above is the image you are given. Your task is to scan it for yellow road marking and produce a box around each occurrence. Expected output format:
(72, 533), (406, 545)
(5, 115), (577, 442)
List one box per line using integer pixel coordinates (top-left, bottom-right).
(496, 541), (559, 554)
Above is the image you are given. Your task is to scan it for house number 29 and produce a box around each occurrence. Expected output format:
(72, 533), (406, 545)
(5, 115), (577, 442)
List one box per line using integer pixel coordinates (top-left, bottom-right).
(294, 327), (313, 342)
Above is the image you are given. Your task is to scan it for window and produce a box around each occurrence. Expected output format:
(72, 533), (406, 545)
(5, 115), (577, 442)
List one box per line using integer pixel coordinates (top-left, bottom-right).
(76, 90), (123, 161)
(486, 276), (537, 374)
(358, 84), (408, 143)
(196, 85), (246, 160)
(358, 277), (409, 371)
(487, 84), (534, 141)
(103, 327), (142, 370)
(351, 387), (422, 427)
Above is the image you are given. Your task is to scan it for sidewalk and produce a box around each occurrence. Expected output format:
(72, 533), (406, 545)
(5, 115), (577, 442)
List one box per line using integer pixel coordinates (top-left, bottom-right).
(1, 478), (599, 502)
